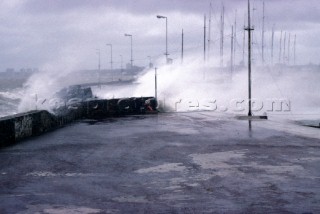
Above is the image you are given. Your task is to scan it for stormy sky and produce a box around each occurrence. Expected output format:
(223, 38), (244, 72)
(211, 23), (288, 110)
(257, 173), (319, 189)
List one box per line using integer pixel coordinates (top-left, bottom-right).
(0, 0), (319, 72)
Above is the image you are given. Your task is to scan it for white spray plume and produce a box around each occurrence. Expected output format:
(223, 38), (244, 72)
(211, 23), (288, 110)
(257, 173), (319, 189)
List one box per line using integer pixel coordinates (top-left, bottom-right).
(18, 53), (89, 113)
(16, 49), (320, 119)
(96, 52), (320, 118)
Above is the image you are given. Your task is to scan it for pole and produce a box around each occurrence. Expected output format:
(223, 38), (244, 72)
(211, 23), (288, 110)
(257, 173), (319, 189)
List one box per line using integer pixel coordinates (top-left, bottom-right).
(245, 0), (254, 116)
(98, 50), (100, 71)
(148, 56), (151, 67)
(106, 44), (113, 80)
(204, 15), (206, 62)
(96, 49), (101, 88)
(157, 15), (169, 63)
(231, 25), (234, 74)
(155, 67), (157, 99)
(243, 14), (246, 65)
(208, 3), (212, 60)
(262, 1), (265, 64)
(279, 30), (282, 63)
(288, 33), (291, 64)
(106, 44), (113, 70)
(120, 54), (123, 69)
(111, 45), (113, 70)
(181, 29), (184, 63)
(120, 55), (123, 79)
(166, 17), (168, 62)
(283, 32), (286, 64)
(130, 35), (133, 68)
(271, 25), (274, 65)
(234, 10), (237, 68)
(220, 5), (225, 67)
(124, 34), (133, 68)
(294, 34), (296, 65)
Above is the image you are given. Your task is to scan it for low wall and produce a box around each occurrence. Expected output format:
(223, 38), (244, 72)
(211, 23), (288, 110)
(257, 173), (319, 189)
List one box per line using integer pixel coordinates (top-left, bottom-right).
(0, 97), (157, 147)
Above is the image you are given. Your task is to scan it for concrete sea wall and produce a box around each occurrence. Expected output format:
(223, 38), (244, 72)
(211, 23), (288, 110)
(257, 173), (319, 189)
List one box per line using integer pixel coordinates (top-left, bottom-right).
(0, 97), (157, 147)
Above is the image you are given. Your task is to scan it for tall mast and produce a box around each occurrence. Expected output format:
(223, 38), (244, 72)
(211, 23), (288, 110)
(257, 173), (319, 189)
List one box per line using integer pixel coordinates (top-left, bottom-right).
(271, 24), (275, 65)
(234, 10), (237, 67)
(294, 34), (296, 65)
(262, 1), (265, 64)
(231, 25), (234, 74)
(283, 32), (286, 64)
(245, 0), (254, 116)
(220, 5), (225, 67)
(204, 15), (206, 62)
(154, 67), (157, 99)
(288, 33), (291, 64)
(208, 3), (212, 60)
(279, 30), (282, 63)
(242, 14), (246, 65)
(181, 29), (184, 63)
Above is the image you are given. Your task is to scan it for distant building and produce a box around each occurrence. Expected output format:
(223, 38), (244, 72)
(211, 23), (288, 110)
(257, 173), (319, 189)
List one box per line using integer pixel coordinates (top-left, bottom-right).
(5, 68), (15, 72)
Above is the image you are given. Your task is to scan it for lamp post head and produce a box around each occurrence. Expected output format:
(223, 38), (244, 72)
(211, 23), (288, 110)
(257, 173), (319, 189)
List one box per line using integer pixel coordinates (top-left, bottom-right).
(124, 33), (132, 37)
(157, 15), (166, 19)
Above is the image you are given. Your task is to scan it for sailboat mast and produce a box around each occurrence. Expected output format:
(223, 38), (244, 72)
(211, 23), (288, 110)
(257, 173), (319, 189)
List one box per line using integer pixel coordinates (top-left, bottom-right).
(208, 3), (212, 60)
(262, 1), (265, 64)
(204, 15), (206, 62)
(234, 10), (237, 67)
(283, 32), (286, 64)
(231, 25), (234, 74)
(288, 33), (291, 64)
(271, 24), (274, 65)
(220, 5), (225, 67)
(279, 30), (282, 63)
(243, 14), (246, 65)
(181, 29), (184, 63)
(294, 34), (296, 65)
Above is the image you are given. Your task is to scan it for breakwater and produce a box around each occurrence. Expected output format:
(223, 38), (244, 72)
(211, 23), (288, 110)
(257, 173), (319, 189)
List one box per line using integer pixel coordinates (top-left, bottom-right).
(0, 97), (157, 147)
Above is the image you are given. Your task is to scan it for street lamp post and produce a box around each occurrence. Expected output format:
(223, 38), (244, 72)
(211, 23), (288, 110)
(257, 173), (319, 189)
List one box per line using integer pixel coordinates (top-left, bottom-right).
(155, 67), (157, 99)
(124, 34), (133, 68)
(96, 49), (101, 71)
(120, 55), (123, 71)
(106, 44), (113, 70)
(106, 44), (113, 81)
(157, 15), (168, 63)
(96, 49), (101, 87)
(120, 54), (123, 78)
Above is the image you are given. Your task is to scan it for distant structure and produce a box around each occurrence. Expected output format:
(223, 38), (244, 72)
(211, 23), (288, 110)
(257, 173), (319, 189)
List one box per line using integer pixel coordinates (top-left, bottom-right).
(204, 15), (206, 62)
(220, 4), (225, 67)
(230, 25), (234, 74)
(271, 25), (275, 65)
(245, 0), (254, 116)
(207, 3), (212, 61)
(181, 29), (184, 63)
(261, 1), (265, 64)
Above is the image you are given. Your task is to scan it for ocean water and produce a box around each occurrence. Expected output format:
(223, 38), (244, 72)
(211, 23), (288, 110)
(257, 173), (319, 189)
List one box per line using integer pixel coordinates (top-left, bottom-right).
(0, 90), (23, 117)
(0, 69), (129, 118)
(0, 73), (28, 118)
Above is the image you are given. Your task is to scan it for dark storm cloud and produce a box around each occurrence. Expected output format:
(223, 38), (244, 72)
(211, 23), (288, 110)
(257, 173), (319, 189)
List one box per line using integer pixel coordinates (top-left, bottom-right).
(0, 0), (319, 71)
(22, 0), (242, 15)
(20, 0), (320, 26)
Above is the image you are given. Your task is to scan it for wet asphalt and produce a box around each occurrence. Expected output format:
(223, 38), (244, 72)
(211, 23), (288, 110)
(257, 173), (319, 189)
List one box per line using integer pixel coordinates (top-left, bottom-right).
(0, 112), (320, 213)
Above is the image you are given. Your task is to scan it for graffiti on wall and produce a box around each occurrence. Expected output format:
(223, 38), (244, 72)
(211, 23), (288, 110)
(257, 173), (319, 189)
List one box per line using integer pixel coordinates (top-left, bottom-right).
(15, 116), (33, 140)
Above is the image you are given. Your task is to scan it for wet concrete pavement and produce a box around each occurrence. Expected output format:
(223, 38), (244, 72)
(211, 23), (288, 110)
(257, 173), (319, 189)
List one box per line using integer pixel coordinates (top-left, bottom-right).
(1, 112), (320, 213)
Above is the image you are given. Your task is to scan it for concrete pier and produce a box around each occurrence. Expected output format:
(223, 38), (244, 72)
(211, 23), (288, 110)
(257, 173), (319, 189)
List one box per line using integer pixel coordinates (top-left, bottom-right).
(0, 112), (319, 213)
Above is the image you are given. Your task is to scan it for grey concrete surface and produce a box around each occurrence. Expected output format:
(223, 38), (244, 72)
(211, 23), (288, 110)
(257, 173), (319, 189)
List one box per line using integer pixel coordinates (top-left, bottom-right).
(0, 112), (320, 213)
